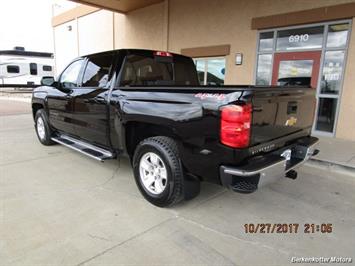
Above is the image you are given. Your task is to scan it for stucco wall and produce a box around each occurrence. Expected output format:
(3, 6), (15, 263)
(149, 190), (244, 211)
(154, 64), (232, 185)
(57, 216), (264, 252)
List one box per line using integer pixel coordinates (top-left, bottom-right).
(114, 3), (165, 50)
(53, 20), (78, 74)
(78, 10), (113, 56)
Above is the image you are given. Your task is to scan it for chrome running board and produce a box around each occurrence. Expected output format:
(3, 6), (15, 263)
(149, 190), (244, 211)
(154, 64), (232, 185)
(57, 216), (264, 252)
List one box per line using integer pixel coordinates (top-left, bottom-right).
(51, 134), (115, 162)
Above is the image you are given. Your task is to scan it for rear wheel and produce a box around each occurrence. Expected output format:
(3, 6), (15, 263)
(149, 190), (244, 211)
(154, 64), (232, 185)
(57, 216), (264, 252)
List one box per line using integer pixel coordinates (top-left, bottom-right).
(35, 109), (55, 146)
(133, 136), (184, 207)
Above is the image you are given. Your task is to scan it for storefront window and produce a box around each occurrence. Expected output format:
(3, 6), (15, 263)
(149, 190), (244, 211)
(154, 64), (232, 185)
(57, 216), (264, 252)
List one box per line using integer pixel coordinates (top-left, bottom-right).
(327, 23), (349, 48)
(206, 59), (225, 85)
(195, 60), (205, 85)
(259, 32), (274, 52)
(321, 51), (345, 95)
(316, 98), (337, 133)
(276, 26), (324, 51)
(256, 54), (272, 85)
(194, 58), (225, 85)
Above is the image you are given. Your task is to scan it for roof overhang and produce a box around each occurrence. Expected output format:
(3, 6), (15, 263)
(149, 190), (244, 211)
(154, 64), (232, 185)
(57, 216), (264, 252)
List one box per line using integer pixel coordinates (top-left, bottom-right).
(69, 0), (164, 13)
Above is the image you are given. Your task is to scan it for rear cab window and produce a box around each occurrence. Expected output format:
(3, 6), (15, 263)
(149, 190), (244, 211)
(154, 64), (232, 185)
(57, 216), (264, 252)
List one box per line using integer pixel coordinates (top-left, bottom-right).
(119, 51), (199, 87)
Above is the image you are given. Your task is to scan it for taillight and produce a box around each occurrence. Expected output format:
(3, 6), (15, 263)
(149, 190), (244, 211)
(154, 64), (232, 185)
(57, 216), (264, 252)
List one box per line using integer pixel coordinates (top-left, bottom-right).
(154, 51), (173, 57)
(220, 103), (252, 148)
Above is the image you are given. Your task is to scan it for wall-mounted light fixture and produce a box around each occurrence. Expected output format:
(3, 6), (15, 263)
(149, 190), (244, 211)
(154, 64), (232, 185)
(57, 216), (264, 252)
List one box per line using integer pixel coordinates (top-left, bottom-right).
(235, 53), (243, 65)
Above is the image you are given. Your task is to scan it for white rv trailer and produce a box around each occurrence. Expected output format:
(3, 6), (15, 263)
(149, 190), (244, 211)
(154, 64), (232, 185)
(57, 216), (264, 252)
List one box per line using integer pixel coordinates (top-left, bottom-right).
(0, 48), (54, 87)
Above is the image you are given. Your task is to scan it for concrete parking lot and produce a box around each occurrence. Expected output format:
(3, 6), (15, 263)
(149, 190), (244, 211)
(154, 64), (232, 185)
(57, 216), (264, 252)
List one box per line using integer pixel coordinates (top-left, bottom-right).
(1, 100), (355, 265)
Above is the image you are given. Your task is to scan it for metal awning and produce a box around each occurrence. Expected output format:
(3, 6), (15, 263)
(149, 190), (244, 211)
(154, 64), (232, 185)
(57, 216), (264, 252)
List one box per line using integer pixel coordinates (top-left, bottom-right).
(70, 0), (164, 13)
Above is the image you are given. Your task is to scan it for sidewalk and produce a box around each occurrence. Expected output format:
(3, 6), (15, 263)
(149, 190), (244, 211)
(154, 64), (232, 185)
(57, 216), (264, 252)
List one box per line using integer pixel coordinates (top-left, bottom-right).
(310, 136), (355, 174)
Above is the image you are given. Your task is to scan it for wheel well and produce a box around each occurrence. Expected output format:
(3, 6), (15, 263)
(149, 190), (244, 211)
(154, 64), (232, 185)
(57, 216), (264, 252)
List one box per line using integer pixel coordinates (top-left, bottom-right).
(125, 122), (178, 158)
(32, 103), (43, 118)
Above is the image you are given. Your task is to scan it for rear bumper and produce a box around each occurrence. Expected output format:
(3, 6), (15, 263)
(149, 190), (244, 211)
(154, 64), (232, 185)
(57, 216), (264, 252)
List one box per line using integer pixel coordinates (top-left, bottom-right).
(220, 136), (319, 193)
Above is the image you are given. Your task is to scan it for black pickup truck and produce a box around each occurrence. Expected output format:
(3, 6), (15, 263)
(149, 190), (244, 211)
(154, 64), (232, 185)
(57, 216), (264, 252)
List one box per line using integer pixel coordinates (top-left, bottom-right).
(32, 49), (319, 207)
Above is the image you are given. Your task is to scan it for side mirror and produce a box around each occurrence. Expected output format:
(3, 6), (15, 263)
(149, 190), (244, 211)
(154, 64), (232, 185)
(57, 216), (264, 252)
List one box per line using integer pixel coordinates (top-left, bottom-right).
(41, 76), (55, 86)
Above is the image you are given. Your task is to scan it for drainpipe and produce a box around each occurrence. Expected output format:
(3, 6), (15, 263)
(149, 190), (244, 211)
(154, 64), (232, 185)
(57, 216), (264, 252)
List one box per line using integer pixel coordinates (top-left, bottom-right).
(163, 0), (169, 51)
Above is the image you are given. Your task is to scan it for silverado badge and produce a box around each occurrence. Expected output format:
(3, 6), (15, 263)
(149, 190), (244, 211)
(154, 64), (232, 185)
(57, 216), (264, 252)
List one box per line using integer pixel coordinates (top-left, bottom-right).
(285, 116), (297, 126)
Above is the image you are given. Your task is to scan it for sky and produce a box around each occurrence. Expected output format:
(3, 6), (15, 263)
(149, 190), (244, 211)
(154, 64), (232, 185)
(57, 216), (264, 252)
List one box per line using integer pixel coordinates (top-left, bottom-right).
(0, 0), (54, 53)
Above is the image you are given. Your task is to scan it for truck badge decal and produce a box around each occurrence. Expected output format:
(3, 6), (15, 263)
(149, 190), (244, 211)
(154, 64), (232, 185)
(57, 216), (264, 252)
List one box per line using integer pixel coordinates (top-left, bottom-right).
(195, 93), (225, 101)
(285, 117), (297, 126)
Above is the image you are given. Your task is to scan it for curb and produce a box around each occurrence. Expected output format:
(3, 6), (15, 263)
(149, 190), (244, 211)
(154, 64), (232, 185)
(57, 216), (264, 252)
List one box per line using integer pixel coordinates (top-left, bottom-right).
(306, 159), (355, 177)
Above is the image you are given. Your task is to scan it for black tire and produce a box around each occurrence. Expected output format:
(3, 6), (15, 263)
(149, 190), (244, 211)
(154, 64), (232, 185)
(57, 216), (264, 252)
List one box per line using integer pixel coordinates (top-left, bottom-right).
(35, 109), (55, 146)
(133, 136), (184, 207)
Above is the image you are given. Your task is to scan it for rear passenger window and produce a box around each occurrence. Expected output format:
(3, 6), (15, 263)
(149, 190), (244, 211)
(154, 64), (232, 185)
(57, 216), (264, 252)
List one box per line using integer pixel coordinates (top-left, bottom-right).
(120, 53), (199, 87)
(121, 55), (173, 86)
(82, 54), (113, 87)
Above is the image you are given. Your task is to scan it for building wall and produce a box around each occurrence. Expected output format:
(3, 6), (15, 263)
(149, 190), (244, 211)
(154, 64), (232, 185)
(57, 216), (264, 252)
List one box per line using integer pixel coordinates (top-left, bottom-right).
(115, 3), (165, 50)
(53, 9), (114, 73)
(78, 10), (113, 55)
(53, 20), (78, 73)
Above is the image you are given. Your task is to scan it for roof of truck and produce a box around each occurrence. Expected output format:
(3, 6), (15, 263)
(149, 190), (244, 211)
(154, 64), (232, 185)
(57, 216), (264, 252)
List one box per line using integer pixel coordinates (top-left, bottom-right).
(80, 48), (189, 59)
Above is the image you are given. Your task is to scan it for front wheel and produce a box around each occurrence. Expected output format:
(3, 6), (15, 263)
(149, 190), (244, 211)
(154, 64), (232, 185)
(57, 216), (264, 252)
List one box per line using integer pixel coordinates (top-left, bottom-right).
(35, 109), (55, 146)
(133, 136), (184, 207)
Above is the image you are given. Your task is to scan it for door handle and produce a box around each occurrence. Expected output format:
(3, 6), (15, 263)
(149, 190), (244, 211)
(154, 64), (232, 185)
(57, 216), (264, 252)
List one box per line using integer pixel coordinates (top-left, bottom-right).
(83, 97), (106, 104)
(95, 97), (106, 103)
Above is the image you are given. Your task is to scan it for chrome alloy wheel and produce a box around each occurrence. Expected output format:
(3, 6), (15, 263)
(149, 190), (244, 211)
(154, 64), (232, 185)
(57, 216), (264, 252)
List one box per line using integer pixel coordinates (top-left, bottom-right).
(36, 117), (46, 140)
(139, 152), (168, 195)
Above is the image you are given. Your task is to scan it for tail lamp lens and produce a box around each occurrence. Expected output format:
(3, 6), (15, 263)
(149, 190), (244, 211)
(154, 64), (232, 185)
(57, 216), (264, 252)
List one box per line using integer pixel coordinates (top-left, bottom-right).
(220, 104), (252, 148)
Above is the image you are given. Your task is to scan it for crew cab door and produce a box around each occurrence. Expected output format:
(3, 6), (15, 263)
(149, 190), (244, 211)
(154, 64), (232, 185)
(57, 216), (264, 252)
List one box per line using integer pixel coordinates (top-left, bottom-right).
(47, 59), (84, 136)
(71, 53), (115, 147)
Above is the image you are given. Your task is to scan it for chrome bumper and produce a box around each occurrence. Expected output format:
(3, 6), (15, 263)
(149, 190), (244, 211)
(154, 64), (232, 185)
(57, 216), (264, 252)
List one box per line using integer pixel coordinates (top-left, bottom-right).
(220, 137), (319, 193)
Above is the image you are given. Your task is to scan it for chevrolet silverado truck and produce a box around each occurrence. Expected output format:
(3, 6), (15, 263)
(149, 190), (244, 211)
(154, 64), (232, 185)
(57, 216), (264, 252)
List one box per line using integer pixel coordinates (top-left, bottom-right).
(32, 49), (319, 207)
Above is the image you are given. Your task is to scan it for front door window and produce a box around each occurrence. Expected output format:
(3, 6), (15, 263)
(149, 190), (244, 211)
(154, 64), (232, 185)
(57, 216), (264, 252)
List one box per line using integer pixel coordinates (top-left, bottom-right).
(60, 59), (84, 89)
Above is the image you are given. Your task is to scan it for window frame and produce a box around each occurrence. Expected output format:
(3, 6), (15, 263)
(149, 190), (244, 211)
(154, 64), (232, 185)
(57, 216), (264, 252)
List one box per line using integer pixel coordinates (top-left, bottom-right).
(6, 65), (20, 74)
(254, 19), (352, 137)
(42, 65), (53, 72)
(58, 58), (85, 89)
(120, 56), (174, 87)
(29, 63), (38, 76)
(80, 52), (116, 88)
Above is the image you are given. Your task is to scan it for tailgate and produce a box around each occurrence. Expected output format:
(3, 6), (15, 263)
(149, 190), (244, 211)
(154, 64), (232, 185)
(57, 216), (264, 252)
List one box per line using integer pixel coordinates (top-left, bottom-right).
(250, 87), (316, 145)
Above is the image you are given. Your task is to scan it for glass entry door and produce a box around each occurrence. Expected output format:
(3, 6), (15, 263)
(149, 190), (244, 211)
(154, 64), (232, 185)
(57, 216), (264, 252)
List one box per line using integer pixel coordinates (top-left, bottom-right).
(272, 51), (321, 88)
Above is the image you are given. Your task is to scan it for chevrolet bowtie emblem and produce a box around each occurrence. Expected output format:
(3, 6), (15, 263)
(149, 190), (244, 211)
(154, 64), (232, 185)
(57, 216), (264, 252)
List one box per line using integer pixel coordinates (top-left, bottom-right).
(285, 116), (297, 126)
